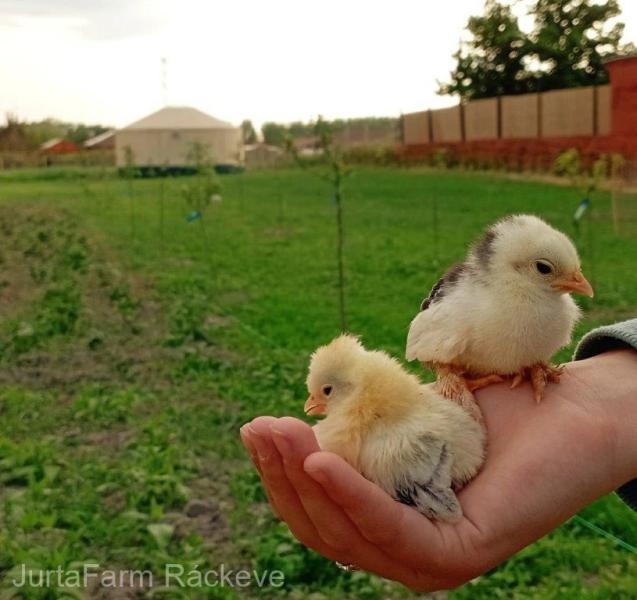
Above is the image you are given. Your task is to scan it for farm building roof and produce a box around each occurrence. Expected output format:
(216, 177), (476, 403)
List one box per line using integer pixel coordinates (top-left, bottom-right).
(83, 129), (115, 148)
(39, 138), (79, 153)
(40, 137), (64, 150)
(121, 107), (235, 131)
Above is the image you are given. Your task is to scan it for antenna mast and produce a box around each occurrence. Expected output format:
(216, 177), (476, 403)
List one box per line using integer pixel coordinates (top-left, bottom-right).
(161, 57), (168, 106)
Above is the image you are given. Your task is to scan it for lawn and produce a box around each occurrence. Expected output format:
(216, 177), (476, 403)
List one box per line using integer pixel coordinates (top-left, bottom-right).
(0, 165), (636, 599)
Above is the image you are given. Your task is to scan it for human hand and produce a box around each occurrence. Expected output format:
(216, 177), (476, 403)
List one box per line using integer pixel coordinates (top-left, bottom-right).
(240, 350), (637, 591)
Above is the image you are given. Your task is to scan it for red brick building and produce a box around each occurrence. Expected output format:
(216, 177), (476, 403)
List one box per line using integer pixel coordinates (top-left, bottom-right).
(40, 138), (79, 155)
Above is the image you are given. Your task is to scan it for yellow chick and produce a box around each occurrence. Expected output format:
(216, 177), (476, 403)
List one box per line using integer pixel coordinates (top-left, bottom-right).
(305, 335), (485, 522)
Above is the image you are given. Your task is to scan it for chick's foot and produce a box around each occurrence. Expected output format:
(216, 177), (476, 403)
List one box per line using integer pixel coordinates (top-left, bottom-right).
(464, 373), (505, 392)
(527, 363), (564, 403)
(434, 365), (485, 424)
(434, 365), (467, 398)
(455, 388), (484, 424)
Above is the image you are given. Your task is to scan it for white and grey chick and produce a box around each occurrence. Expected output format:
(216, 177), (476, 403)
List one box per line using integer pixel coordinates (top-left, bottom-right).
(406, 214), (594, 416)
(305, 335), (485, 523)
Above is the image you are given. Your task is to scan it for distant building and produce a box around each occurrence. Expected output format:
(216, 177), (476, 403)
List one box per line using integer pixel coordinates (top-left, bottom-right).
(244, 143), (286, 168)
(115, 106), (243, 168)
(40, 138), (79, 154)
(83, 130), (115, 150)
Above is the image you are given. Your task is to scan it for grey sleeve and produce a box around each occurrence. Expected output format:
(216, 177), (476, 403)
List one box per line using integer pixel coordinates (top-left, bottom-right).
(573, 318), (637, 511)
(574, 318), (637, 361)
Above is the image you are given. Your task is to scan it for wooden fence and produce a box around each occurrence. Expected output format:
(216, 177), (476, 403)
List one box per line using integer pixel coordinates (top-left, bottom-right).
(403, 85), (611, 145)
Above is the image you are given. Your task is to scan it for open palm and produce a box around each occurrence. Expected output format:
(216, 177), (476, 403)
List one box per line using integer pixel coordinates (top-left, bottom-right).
(240, 352), (636, 591)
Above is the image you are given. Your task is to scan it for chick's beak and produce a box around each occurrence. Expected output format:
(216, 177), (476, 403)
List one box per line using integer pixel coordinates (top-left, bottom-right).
(553, 269), (594, 297)
(304, 394), (327, 416)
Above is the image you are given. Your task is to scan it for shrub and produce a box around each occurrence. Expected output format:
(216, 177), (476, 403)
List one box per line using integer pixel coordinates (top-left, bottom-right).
(552, 148), (581, 180)
(341, 145), (398, 166)
(431, 148), (452, 169)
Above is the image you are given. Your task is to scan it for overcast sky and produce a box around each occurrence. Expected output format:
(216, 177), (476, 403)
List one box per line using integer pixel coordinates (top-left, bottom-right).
(1, 0), (636, 130)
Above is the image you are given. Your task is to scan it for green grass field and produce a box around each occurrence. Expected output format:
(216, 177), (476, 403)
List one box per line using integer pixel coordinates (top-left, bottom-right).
(0, 166), (636, 599)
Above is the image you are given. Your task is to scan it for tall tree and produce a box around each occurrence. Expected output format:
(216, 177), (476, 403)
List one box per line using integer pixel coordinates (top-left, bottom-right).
(23, 119), (109, 147)
(241, 119), (257, 144)
(438, 0), (533, 100)
(530, 0), (631, 90)
(440, 0), (634, 100)
(287, 121), (314, 139)
(0, 113), (28, 151)
(261, 122), (287, 146)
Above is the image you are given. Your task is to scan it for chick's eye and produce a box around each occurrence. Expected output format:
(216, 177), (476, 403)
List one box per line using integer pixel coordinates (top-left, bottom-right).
(535, 261), (553, 275)
(322, 385), (333, 397)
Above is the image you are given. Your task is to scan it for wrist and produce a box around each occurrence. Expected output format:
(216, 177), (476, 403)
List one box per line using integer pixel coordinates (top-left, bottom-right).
(582, 350), (637, 486)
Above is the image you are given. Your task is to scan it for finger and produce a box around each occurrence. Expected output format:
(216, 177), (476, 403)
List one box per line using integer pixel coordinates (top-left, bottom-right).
(246, 417), (292, 519)
(271, 418), (362, 551)
(247, 418), (344, 561)
(270, 418), (448, 589)
(270, 419), (360, 551)
(240, 423), (280, 518)
(239, 422), (265, 467)
(304, 450), (454, 573)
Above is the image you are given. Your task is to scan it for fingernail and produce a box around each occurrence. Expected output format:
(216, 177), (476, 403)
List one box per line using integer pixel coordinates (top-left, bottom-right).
(304, 466), (327, 485)
(249, 427), (271, 460)
(270, 428), (291, 455)
(239, 428), (258, 461)
(239, 425), (250, 444)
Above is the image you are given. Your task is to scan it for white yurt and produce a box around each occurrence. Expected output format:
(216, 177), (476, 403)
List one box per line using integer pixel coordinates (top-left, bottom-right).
(115, 106), (243, 168)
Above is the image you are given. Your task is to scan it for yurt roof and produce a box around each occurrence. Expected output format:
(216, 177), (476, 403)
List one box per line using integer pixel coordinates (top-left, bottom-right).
(121, 107), (235, 131)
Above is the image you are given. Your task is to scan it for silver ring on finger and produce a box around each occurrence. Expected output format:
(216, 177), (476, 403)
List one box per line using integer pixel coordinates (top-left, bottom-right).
(335, 561), (359, 573)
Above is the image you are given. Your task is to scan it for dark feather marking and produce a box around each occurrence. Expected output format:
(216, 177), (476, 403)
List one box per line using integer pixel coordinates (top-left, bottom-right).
(473, 228), (497, 266)
(417, 484), (454, 511)
(420, 262), (467, 311)
(396, 484), (418, 507)
(420, 224), (499, 313)
(431, 443), (449, 482)
(394, 439), (455, 514)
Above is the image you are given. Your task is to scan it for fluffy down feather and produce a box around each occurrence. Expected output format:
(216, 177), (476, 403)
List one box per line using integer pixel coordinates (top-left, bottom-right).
(306, 335), (485, 522)
(405, 270), (580, 374)
(405, 215), (593, 410)
(406, 215), (585, 375)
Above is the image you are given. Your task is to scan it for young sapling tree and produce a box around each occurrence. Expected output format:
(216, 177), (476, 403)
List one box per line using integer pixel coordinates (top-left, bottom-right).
(180, 141), (222, 259)
(610, 153), (626, 235)
(286, 117), (351, 331)
(122, 146), (139, 241)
